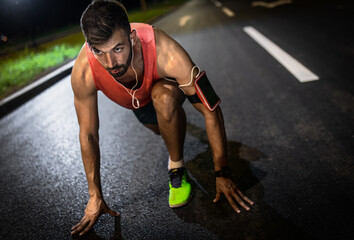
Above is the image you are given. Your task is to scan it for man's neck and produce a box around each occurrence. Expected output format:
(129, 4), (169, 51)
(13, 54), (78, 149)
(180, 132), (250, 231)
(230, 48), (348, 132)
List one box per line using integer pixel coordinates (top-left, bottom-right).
(113, 67), (142, 89)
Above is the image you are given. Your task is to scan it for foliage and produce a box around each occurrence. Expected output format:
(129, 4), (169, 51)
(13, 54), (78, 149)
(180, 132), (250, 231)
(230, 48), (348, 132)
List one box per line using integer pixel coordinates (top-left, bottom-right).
(0, 44), (82, 98)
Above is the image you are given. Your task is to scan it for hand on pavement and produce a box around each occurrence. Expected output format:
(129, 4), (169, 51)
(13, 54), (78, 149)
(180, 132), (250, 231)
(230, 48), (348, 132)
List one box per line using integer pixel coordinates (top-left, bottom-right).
(71, 197), (119, 236)
(214, 177), (254, 213)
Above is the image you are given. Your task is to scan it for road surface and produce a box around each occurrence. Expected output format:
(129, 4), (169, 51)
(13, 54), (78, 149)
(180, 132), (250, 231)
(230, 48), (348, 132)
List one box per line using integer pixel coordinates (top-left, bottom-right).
(0, 0), (353, 239)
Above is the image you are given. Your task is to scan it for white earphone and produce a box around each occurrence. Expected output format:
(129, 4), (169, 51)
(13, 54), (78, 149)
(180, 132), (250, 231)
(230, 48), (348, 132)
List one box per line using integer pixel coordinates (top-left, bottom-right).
(129, 34), (139, 109)
(131, 28), (136, 47)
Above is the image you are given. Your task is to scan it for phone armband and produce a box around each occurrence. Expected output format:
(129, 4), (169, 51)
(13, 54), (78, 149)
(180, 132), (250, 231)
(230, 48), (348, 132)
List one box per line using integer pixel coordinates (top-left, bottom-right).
(193, 71), (221, 111)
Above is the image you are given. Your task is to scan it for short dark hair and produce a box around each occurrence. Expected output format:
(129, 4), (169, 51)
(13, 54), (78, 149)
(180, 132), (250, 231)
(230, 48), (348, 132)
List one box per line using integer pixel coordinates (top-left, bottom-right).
(80, 0), (131, 46)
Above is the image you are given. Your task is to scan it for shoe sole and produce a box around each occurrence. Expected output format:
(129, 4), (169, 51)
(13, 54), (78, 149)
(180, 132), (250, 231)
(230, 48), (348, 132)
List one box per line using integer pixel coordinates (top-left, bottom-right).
(169, 191), (193, 208)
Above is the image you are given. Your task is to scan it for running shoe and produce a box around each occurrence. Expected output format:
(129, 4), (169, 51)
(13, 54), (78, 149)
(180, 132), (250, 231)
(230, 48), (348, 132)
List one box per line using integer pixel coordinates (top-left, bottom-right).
(168, 167), (192, 208)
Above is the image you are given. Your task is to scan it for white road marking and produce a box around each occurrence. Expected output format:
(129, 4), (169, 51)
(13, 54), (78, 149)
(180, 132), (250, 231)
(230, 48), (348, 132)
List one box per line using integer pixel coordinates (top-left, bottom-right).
(243, 26), (319, 82)
(221, 7), (235, 17)
(215, 1), (223, 7)
(252, 0), (292, 8)
(211, 0), (234, 17)
(179, 15), (192, 27)
(211, 0), (223, 7)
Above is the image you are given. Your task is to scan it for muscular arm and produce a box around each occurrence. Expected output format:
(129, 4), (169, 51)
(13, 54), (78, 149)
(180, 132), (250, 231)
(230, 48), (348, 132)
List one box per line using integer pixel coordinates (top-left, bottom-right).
(195, 106), (228, 170)
(71, 50), (118, 236)
(72, 55), (102, 199)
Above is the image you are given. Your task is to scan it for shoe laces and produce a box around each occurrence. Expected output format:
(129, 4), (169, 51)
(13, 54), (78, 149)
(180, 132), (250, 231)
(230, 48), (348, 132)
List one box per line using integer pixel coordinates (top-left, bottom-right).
(169, 167), (185, 188)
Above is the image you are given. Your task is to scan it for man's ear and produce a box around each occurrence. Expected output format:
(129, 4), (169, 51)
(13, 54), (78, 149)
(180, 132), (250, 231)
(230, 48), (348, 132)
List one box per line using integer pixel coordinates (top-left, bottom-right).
(130, 29), (137, 46)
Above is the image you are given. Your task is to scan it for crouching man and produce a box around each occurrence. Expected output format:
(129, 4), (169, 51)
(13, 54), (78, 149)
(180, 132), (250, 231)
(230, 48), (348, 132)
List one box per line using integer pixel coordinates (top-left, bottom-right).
(71, 0), (253, 236)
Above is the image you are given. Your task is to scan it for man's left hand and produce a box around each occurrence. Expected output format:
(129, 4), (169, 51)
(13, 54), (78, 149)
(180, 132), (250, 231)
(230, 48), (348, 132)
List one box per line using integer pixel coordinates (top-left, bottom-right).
(213, 177), (254, 213)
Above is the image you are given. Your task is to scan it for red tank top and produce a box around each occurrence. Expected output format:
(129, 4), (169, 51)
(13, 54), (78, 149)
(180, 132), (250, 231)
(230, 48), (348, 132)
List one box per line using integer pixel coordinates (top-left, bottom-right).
(85, 23), (160, 109)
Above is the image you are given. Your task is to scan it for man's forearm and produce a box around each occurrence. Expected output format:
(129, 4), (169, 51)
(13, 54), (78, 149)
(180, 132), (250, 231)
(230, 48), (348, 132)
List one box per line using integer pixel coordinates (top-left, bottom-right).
(79, 132), (103, 198)
(196, 105), (228, 170)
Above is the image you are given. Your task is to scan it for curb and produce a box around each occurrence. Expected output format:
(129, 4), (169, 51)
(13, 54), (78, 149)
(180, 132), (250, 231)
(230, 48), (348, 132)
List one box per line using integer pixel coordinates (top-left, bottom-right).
(0, 60), (75, 118)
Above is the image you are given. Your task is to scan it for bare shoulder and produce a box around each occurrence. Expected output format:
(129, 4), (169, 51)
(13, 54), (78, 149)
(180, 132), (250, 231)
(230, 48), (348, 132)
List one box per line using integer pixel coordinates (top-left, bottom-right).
(153, 27), (194, 80)
(154, 27), (178, 53)
(71, 45), (96, 99)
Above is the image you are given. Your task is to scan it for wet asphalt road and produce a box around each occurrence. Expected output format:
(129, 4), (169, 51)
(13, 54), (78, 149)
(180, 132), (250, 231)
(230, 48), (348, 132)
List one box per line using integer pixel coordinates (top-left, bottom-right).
(1, 0), (353, 239)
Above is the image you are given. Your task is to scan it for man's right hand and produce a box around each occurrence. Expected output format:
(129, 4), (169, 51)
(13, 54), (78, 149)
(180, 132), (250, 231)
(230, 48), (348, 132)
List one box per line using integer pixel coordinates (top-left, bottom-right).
(71, 197), (119, 236)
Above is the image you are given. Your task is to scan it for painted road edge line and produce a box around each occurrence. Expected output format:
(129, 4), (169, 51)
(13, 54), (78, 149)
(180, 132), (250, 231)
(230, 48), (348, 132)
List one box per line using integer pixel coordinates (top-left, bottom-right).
(212, 0), (235, 18)
(221, 7), (235, 17)
(243, 26), (319, 82)
(179, 15), (192, 27)
(212, 0), (223, 8)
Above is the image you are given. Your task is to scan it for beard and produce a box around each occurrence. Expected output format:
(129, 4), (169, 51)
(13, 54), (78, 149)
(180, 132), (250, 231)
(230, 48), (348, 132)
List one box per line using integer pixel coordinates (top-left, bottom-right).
(107, 44), (132, 79)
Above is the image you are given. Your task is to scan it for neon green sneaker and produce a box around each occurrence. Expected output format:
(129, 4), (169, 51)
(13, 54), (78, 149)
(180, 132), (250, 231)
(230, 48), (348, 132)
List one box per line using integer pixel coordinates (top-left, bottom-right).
(168, 167), (192, 208)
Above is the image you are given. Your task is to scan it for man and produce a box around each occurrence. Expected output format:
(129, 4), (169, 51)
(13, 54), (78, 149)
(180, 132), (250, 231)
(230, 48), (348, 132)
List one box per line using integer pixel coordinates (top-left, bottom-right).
(71, 0), (253, 236)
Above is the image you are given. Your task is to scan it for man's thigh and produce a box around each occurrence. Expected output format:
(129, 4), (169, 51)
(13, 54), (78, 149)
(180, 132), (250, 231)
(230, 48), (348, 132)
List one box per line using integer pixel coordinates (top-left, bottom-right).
(132, 79), (185, 134)
(132, 100), (160, 134)
(133, 78), (184, 125)
(133, 100), (158, 124)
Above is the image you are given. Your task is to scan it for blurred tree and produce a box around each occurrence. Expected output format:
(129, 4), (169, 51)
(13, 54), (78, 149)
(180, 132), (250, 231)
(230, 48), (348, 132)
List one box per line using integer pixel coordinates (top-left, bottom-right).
(140, 0), (147, 11)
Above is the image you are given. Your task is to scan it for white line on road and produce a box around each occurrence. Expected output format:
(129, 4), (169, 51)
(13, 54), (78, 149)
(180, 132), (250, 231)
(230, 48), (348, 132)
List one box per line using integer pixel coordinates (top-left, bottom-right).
(221, 7), (235, 17)
(212, 0), (223, 7)
(252, 0), (292, 8)
(243, 26), (319, 82)
(211, 0), (235, 18)
(179, 15), (192, 27)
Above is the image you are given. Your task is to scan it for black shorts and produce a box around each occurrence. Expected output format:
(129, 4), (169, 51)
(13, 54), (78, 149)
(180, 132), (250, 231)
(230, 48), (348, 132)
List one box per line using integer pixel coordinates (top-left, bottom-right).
(133, 101), (158, 125)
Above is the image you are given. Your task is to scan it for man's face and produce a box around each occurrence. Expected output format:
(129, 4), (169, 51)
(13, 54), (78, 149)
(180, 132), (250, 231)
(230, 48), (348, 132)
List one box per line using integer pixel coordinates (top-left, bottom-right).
(91, 28), (132, 78)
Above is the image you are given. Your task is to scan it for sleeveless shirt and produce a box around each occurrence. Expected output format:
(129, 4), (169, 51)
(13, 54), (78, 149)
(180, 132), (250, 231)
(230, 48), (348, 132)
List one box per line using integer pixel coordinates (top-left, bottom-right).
(85, 23), (160, 109)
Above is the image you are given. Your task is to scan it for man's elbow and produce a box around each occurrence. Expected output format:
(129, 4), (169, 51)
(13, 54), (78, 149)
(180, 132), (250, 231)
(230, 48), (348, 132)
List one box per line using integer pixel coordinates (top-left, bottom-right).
(79, 131), (99, 146)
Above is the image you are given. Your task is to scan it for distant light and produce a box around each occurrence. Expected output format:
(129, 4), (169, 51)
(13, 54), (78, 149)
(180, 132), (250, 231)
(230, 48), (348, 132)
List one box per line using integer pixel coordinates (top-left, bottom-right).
(1, 35), (8, 42)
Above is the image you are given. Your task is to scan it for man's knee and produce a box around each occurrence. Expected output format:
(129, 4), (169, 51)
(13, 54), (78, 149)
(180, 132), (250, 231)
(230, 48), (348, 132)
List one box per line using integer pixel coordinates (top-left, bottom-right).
(152, 84), (180, 123)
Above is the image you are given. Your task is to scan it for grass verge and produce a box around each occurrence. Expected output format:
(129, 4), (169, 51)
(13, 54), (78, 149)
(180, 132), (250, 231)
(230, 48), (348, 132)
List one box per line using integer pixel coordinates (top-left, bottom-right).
(0, 0), (187, 99)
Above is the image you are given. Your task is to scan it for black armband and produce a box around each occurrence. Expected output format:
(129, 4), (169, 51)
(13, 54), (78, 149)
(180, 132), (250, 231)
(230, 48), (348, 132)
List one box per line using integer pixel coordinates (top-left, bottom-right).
(186, 71), (221, 111)
(187, 93), (202, 104)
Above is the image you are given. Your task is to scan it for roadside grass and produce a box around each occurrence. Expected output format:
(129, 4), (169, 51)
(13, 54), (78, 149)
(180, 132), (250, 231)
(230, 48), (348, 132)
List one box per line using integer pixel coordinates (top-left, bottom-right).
(0, 0), (186, 99)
